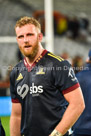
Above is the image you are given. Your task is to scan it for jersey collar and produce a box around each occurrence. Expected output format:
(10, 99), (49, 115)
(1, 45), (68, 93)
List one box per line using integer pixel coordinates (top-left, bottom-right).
(24, 49), (47, 72)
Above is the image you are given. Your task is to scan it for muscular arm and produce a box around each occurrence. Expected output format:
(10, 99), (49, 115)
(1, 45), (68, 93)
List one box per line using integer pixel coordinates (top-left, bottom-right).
(51, 87), (85, 135)
(10, 103), (21, 136)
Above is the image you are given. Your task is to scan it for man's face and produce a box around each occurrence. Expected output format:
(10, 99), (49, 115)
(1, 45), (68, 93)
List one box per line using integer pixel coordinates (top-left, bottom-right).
(15, 24), (42, 59)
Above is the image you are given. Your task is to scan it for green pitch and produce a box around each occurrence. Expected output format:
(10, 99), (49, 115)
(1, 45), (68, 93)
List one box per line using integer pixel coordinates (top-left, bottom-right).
(1, 116), (10, 136)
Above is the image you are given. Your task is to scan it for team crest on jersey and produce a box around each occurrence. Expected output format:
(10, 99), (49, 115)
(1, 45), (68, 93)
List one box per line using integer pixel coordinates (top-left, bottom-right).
(68, 67), (77, 81)
(36, 67), (45, 75)
(16, 73), (23, 81)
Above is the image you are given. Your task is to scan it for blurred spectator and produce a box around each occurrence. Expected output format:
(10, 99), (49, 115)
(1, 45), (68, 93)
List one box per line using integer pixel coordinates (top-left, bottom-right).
(72, 55), (83, 74)
(33, 10), (90, 42)
(67, 16), (80, 40)
(54, 11), (68, 35)
(56, 17), (68, 35)
(78, 13), (89, 42)
(53, 11), (63, 35)
(72, 49), (91, 136)
(33, 10), (45, 35)
(33, 10), (68, 36)
(61, 51), (72, 64)
(61, 51), (69, 59)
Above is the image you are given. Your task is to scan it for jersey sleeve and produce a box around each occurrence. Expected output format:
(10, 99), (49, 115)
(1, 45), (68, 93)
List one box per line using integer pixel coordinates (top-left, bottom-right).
(54, 60), (80, 94)
(10, 70), (20, 103)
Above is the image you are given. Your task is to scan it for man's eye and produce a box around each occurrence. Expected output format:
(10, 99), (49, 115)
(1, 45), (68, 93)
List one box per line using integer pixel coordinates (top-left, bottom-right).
(18, 35), (24, 39)
(27, 33), (33, 36)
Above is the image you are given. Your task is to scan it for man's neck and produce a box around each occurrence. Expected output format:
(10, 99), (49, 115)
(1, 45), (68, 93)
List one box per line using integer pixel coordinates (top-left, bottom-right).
(25, 46), (44, 66)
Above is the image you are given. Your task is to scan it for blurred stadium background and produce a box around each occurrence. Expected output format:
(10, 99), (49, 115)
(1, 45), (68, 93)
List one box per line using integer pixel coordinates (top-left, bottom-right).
(0, 0), (91, 135)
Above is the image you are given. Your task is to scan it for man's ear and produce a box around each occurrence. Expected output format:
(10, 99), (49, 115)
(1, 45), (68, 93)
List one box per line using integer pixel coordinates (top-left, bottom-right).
(38, 33), (43, 42)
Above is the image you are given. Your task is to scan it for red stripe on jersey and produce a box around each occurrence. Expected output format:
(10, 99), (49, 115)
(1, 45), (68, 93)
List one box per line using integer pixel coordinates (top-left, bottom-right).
(62, 83), (80, 94)
(12, 98), (20, 103)
(41, 49), (47, 56)
(24, 49), (47, 72)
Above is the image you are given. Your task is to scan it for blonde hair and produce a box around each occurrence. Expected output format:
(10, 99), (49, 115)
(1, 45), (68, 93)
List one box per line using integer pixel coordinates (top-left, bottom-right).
(15, 16), (41, 31)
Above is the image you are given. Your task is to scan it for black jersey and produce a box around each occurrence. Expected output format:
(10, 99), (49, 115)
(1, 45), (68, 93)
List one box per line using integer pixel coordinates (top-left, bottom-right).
(10, 50), (79, 136)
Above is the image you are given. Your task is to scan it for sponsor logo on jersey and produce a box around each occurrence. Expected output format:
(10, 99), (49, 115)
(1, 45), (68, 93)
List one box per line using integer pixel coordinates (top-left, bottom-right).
(16, 73), (23, 81)
(36, 67), (45, 75)
(17, 83), (43, 99)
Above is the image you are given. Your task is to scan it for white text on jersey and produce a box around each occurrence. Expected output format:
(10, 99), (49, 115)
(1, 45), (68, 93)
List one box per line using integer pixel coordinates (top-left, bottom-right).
(17, 83), (43, 99)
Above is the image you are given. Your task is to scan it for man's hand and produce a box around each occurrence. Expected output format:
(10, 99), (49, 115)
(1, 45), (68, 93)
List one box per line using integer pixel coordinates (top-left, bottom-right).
(49, 129), (63, 136)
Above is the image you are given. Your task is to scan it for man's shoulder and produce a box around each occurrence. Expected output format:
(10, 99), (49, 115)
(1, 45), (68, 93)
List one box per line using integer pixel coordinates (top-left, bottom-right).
(14, 60), (24, 68)
(45, 52), (71, 69)
(10, 60), (24, 75)
(46, 52), (65, 63)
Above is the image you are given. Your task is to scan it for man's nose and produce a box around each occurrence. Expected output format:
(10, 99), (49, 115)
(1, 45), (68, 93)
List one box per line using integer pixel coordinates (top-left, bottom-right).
(24, 36), (29, 43)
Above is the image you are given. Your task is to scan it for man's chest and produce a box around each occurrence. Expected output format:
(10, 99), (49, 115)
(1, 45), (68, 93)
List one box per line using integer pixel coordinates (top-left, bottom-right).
(15, 67), (55, 99)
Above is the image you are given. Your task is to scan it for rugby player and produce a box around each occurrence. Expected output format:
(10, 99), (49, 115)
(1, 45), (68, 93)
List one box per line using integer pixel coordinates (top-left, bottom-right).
(10, 16), (85, 136)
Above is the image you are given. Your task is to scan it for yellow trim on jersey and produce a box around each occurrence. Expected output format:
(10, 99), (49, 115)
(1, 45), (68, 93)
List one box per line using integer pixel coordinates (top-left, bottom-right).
(56, 55), (64, 61)
(48, 53), (64, 62)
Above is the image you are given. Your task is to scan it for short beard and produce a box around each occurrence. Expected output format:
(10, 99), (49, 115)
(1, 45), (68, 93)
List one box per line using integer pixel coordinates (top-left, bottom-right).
(24, 43), (39, 61)
(29, 44), (39, 60)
